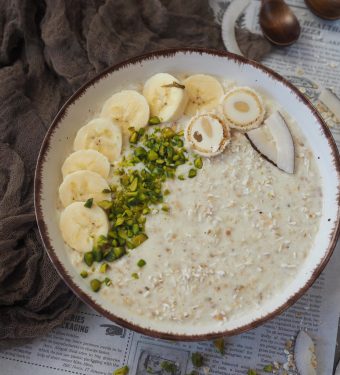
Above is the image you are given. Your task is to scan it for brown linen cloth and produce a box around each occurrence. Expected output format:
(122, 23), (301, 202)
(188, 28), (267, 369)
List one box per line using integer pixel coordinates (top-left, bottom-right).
(0, 0), (270, 348)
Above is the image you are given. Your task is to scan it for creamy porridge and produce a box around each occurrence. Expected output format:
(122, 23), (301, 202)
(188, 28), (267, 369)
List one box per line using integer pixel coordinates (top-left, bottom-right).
(57, 73), (322, 326)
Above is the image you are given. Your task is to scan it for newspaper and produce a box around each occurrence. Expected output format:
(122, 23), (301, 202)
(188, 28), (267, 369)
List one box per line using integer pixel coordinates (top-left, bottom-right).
(1, 1), (340, 374)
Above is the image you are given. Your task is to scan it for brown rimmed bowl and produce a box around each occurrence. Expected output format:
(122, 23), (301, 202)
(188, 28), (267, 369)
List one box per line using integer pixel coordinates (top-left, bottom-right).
(34, 48), (340, 341)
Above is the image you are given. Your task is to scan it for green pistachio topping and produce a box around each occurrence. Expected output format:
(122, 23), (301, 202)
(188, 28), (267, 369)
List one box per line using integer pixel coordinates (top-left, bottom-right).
(84, 198), (93, 208)
(84, 252), (94, 267)
(191, 352), (203, 367)
(137, 259), (146, 267)
(148, 116), (161, 125)
(90, 279), (101, 292)
(113, 365), (129, 375)
(81, 126), (203, 292)
(263, 364), (273, 373)
(213, 338), (225, 354)
(80, 270), (88, 278)
(188, 169), (197, 178)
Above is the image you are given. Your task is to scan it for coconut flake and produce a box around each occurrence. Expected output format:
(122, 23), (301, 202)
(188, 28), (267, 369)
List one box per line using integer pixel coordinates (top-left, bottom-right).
(294, 330), (317, 375)
(319, 88), (340, 121)
(247, 111), (295, 174)
(221, 0), (251, 56)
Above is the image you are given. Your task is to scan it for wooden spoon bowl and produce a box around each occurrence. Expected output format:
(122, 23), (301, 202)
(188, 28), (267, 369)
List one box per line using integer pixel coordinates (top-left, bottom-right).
(305, 0), (340, 20)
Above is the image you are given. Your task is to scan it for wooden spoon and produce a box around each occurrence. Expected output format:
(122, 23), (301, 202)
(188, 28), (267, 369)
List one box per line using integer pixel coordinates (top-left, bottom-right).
(305, 0), (340, 20)
(259, 0), (301, 46)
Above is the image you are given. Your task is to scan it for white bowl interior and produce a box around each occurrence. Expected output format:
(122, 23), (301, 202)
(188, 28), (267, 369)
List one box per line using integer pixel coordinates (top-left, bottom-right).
(37, 51), (339, 336)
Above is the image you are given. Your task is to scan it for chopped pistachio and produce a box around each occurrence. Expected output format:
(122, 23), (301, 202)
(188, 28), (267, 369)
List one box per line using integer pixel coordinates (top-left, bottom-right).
(104, 277), (112, 286)
(115, 217), (125, 226)
(263, 364), (273, 373)
(161, 127), (175, 138)
(84, 252), (94, 267)
(131, 272), (139, 279)
(84, 198), (93, 208)
(137, 259), (146, 267)
(148, 149), (158, 161)
(80, 270), (88, 278)
(178, 174), (185, 180)
(132, 223), (140, 235)
(129, 177), (138, 192)
(90, 279), (101, 292)
(148, 116), (161, 125)
(113, 247), (125, 258)
(162, 204), (169, 212)
(129, 131), (138, 144)
(247, 370), (258, 375)
(113, 365), (129, 375)
(99, 263), (108, 273)
(194, 157), (203, 169)
(97, 200), (113, 210)
(104, 249), (116, 262)
(188, 169), (197, 178)
(92, 247), (103, 262)
(164, 189), (170, 196)
(191, 352), (203, 367)
(213, 338), (225, 354)
(102, 188), (111, 194)
(131, 233), (148, 247)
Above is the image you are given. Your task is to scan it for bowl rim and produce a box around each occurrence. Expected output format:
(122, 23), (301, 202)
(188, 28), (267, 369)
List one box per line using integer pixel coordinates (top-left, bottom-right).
(34, 47), (340, 341)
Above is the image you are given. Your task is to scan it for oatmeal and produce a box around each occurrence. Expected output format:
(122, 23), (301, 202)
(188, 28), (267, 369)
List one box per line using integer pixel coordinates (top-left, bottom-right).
(58, 73), (322, 326)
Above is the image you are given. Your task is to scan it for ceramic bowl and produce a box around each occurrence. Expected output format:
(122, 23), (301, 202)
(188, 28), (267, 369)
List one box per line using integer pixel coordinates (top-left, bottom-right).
(34, 48), (340, 340)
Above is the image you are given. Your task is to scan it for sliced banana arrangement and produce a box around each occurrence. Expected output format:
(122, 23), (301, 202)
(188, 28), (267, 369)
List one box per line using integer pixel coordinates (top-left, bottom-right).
(221, 86), (265, 131)
(100, 90), (149, 132)
(74, 117), (122, 163)
(59, 202), (109, 253)
(62, 149), (110, 179)
(58, 72), (297, 273)
(143, 73), (188, 122)
(185, 113), (231, 157)
(184, 74), (224, 116)
(59, 170), (111, 207)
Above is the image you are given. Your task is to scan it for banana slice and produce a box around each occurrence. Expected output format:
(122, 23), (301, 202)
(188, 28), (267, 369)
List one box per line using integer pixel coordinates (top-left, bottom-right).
(73, 118), (122, 163)
(62, 150), (110, 179)
(221, 87), (265, 131)
(59, 170), (111, 207)
(185, 113), (230, 157)
(184, 74), (224, 116)
(143, 73), (188, 122)
(59, 202), (109, 253)
(100, 90), (149, 132)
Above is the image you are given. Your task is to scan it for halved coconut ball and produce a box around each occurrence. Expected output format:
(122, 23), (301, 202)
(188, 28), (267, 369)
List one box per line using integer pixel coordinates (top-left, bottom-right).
(185, 113), (231, 157)
(221, 87), (265, 131)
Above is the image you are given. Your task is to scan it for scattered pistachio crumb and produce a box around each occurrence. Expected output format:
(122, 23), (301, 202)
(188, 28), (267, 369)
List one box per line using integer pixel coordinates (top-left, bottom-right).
(113, 365), (129, 375)
(148, 116), (161, 125)
(188, 168), (197, 178)
(99, 263), (108, 273)
(90, 279), (101, 292)
(191, 352), (204, 367)
(247, 369), (258, 375)
(213, 338), (225, 354)
(263, 364), (273, 372)
(131, 272), (139, 279)
(137, 259), (146, 268)
(80, 270), (88, 278)
(84, 198), (93, 208)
